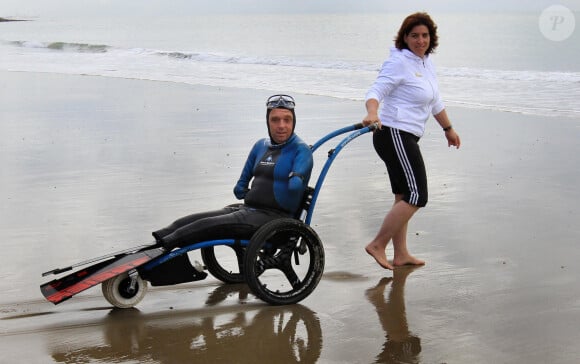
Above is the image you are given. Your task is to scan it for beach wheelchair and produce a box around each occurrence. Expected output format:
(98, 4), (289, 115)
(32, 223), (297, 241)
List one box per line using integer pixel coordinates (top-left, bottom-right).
(40, 123), (376, 308)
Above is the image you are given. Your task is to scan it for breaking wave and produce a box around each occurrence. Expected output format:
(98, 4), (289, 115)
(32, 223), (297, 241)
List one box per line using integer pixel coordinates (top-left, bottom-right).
(7, 40), (580, 84)
(10, 40), (110, 53)
(2, 39), (579, 118)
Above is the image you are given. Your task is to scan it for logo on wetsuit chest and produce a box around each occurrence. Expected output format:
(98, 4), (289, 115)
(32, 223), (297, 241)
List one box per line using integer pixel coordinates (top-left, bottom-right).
(260, 152), (279, 167)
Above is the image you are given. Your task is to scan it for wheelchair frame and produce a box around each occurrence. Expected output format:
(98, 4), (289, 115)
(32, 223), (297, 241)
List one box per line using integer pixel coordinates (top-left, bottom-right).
(40, 123), (376, 307)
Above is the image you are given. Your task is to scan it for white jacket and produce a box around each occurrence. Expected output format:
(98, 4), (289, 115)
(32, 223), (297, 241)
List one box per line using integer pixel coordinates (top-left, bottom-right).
(366, 47), (445, 137)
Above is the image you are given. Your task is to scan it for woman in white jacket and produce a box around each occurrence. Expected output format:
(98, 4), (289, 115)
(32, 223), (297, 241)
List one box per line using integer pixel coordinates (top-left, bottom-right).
(362, 12), (461, 270)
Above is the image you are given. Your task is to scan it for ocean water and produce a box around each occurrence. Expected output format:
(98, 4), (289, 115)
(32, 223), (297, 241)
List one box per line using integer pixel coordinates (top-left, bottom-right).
(1, 12), (579, 119)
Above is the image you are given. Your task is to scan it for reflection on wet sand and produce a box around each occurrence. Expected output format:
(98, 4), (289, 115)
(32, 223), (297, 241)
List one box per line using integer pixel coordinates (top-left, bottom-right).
(50, 284), (322, 363)
(366, 267), (422, 364)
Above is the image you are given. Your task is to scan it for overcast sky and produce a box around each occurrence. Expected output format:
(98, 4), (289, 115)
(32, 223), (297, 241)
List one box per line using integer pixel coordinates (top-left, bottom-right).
(3, 0), (578, 18)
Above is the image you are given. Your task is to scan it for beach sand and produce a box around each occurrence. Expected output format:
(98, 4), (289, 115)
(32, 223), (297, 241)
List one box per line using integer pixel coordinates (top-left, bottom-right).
(1, 71), (580, 363)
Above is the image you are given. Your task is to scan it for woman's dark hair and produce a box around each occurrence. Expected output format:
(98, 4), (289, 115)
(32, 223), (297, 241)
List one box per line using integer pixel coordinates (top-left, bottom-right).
(394, 12), (439, 55)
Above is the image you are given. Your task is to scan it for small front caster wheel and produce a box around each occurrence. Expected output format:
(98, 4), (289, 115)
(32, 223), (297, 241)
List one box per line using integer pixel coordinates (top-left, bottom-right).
(102, 272), (148, 308)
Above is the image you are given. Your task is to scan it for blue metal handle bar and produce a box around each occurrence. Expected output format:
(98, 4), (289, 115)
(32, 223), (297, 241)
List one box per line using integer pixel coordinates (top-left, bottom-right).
(310, 123), (364, 153)
(305, 123), (377, 225)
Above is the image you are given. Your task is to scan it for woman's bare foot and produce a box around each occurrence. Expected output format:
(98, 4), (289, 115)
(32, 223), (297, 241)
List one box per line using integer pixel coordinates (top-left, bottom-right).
(365, 243), (394, 270)
(393, 255), (425, 267)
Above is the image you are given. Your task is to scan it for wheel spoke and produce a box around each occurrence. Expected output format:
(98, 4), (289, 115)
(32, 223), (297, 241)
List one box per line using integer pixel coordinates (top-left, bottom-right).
(255, 248), (283, 274)
(256, 243), (302, 288)
(280, 264), (301, 288)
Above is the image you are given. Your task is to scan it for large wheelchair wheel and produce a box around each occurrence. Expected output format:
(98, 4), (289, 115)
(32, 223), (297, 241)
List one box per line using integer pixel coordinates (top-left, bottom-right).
(244, 218), (324, 305)
(201, 245), (245, 284)
(102, 271), (148, 308)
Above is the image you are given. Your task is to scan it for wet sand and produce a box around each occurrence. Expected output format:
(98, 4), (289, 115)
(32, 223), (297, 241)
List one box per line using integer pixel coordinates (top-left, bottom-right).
(1, 71), (580, 363)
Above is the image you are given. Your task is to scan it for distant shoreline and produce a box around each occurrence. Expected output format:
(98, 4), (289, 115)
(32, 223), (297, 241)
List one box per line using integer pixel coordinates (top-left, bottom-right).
(0, 17), (29, 22)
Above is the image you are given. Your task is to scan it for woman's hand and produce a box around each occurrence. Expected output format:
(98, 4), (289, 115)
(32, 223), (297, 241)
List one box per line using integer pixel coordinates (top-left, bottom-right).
(363, 99), (381, 128)
(445, 128), (461, 148)
(434, 109), (460, 148)
(362, 112), (381, 128)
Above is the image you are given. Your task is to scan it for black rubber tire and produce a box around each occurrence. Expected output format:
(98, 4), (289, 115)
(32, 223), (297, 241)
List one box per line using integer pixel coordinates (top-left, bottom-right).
(201, 245), (246, 284)
(102, 272), (148, 308)
(244, 218), (324, 305)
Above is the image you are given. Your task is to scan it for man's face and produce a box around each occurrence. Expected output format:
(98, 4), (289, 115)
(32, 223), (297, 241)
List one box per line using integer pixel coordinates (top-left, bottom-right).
(268, 108), (294, 144)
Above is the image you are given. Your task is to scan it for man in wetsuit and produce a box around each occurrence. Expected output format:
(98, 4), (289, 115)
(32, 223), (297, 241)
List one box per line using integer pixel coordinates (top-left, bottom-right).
(153, 94), (313, 251)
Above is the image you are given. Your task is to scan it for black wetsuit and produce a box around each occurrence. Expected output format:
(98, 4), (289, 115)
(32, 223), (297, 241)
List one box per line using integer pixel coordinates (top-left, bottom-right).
(153, 133), (313, 250)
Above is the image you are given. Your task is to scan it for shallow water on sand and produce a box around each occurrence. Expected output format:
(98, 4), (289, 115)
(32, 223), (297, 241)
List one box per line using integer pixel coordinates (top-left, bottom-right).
(2, 72), (580, 363)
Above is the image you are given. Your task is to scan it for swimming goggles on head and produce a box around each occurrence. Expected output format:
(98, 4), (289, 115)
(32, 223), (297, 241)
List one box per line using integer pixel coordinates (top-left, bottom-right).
(266, 94), (295, 110)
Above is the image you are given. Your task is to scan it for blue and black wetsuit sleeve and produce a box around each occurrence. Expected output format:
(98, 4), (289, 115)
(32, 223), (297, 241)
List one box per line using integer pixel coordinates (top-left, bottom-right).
(273, 137), (313, 214)
(233, 139), (264, 199)
(288, 142), (313, 193)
